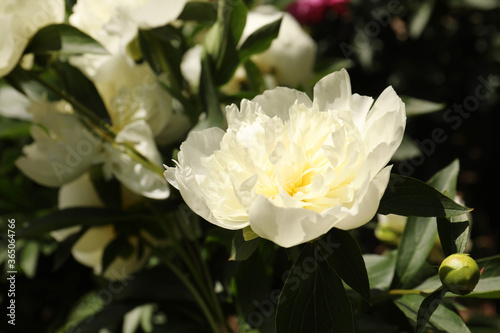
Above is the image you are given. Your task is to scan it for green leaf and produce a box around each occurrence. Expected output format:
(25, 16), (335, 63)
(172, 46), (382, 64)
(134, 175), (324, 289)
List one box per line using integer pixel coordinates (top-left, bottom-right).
(437, 217), (470, 256)
(394, 294), (470, 333)
(408, 0), (435, 40)
(317, 229), (371, 302)
(466, 255), (500, 298)
(138, 27), (185, 93)
(59, 301), (140, 333)
(19, 241), (40, 278)
(0, 118), (31, 139)
(276, 244), (354, 333)
(230, 229), (261, 261)
(26, 24), (107, 55)
(430, 159), (471, 256)
(363, 251), (397, 291)
(416, 287), (446, 333)
(401, 95), (445, 116)
(239, 18), (282, 62)
(203, 0), (247, 86)
(391, 135), (422, 161)
(89, 164), (122, 210)
(378, 174), (471, 217)
(391, 161), (470, 289)
(197, 54), (225, 129)
(178, 1), (217, 21)
(427, 159), (459, 195)
(243, 59), (265, 93)
(391, 216), (437, 289)
(55, 291), (106, 333)
(18, 208), (153, 239)
(52, 228), (88, 272)
(56, 61), (110, 120)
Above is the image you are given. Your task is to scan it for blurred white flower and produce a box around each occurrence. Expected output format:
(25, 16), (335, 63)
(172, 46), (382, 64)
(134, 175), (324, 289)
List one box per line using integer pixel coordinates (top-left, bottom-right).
(0, 0), (65, 78)
(15, 99), (169, 199)
(69, 0), (191, 145)
(242, 5), (317, 87)
(374, 213), (407, 245)
(180, 5), (317, 94)
(15, 99), (102, 187)
(165, 69), (406, 247)
(52, 173), (149, 280)
(0, 85), (32, 121)
(92, 54), (171, 138)
(69, 0), (187, 55)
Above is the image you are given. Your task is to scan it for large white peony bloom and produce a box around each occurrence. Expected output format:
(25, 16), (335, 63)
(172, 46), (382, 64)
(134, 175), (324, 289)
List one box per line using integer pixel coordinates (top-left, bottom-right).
(0, 0), (65, 78)
(165, 69), (406, 247)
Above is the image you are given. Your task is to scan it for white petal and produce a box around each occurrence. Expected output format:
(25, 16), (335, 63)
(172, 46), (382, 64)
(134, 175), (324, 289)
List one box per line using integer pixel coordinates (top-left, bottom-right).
(348, 93), (373, 132)
(180, 44), (203, 89)
(72, 225), (115, 275)
(165, 127), (248, 229)
(252, 87), (312, 120)
(134, 0), (187, 29)
(362, 86), (406, 170)
(58, 172), (104, 209)
(109, 120), (169, 199)
(333, 166), (392, 230)
(50, 226), (81, 242)
(248, 196), (316, 247)
(313, 68), (351, 111)
(0, 85), (32, 120)
(16, 126), (98, 187)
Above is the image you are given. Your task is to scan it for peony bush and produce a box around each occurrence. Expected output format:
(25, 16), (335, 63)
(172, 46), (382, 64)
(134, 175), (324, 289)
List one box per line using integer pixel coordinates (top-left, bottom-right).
(0, 1), (497, 333)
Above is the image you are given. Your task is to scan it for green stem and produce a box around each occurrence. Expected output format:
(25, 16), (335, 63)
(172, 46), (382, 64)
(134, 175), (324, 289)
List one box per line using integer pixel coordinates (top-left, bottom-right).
(173, 214), (228, 332)
(372, 289), (431, 305)
(142, 238), (223, 333)
(148, 204), (228, 331)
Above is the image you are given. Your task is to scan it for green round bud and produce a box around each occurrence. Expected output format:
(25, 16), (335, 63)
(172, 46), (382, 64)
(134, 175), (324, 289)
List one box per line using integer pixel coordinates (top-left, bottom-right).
(438, 254), (480, 295)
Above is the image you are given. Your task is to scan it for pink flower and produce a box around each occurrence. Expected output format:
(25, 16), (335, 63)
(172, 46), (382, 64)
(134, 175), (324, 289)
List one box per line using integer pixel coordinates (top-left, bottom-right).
(287, 0), (349, 25)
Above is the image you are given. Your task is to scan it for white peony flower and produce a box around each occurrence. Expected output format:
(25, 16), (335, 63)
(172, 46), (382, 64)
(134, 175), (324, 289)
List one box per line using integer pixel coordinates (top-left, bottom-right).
(15, 98), (169, 199)
(242, 5), (317, 87)
(69, 0), (187, 55)
(0, 0), (65, 78)
(165, 69), (406, 247)
(92, 54), (172, 138)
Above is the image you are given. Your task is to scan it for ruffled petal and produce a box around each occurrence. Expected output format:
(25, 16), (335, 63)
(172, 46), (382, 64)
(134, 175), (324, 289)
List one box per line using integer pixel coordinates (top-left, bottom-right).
(333, 166), (392, 230)
(313, 68), (351, 112)
(108, 120), (169, 199)
(251, 87), (312, 120)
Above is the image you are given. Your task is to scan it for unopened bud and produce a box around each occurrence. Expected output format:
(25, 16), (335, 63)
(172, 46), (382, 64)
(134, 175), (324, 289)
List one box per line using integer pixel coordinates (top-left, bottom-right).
(438, 253), (480, 295)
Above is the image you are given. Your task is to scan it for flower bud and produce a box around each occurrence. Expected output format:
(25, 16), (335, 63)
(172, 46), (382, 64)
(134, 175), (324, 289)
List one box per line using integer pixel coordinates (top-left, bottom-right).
(438, 254), (480, 295)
